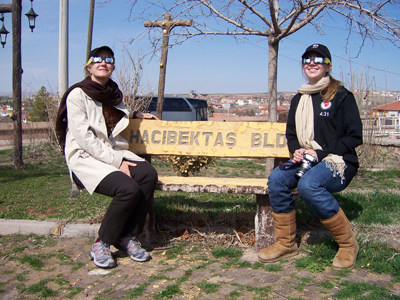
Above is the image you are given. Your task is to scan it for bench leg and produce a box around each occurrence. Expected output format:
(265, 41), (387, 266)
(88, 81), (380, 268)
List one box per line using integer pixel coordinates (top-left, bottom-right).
(254, 194), (277, 252)
(138, 154), (158, 247)
(137, 196), (158, 248)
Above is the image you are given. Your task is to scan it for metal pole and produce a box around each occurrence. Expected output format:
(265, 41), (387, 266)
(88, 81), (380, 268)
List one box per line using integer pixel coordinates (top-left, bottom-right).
(12, 0), (23, 169)
(58, 0), (68, 98)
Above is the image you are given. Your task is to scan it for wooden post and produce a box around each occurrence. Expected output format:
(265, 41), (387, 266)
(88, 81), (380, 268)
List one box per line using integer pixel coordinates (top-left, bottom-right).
(12, 0), (23, 169)
(258, 157), (291, 252)
(257, 157), (283, 252)
(254, 194), (276, 252)
(1, 0), (32, 169)
(86, 0), (94, 63)
(144, 14), (192, 119)
(0, 1), (23, 169)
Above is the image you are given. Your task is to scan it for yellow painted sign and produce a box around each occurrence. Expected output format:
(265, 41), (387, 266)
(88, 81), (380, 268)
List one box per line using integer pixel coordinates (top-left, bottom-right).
(120, 119), (290, 158)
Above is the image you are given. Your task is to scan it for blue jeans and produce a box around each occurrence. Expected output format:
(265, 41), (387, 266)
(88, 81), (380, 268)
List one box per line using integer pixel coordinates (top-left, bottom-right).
(267, 161), (347, 220)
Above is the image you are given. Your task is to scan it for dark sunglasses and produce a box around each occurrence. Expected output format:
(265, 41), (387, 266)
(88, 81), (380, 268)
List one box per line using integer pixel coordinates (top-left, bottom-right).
(91, 56), (114, 64)
(302, 56), (330, 65)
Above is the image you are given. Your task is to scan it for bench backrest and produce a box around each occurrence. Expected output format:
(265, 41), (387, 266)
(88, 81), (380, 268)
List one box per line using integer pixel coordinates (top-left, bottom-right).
(121, 119), (290, 158)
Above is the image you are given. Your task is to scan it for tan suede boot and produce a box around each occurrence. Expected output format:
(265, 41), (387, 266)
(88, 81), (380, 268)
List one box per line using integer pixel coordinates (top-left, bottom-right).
(258, 210), (298, 263)
(320, 207), (359, 270)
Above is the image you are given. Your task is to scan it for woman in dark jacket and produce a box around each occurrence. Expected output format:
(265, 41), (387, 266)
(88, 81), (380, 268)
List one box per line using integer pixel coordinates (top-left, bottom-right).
(258, 44), (363, 270)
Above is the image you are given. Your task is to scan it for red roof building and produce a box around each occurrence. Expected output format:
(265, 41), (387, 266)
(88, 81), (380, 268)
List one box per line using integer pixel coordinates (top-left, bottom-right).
(373, 101), (400, 117)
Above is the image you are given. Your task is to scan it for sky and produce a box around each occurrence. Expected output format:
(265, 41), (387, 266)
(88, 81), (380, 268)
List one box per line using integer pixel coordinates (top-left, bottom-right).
(0, 0), (399, 98)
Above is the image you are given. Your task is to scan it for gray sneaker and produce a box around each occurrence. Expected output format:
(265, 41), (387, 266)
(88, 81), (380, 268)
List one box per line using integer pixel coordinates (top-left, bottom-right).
(115, 235), (151, 262)
(89, 238), (116, 268)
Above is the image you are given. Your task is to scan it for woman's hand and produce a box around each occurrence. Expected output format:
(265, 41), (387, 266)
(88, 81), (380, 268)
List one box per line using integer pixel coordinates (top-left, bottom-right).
(292, 149), (305, 163)
(119, 160), (137, 177)
(136, 112), (159, 120)
(293, 149), (318, 163)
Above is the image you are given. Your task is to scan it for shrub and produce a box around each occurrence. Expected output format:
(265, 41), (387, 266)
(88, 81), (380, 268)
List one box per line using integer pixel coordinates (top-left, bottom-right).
(166, 155), (216, 177)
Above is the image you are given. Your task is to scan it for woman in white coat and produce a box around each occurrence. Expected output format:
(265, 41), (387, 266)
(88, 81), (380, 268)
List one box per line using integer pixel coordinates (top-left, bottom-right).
(56, 46), (158, 269)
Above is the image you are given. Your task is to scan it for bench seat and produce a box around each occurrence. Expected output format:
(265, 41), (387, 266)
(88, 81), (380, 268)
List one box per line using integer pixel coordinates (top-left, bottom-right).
(119, 119), (291, 251)
(157, 176), (268, 194)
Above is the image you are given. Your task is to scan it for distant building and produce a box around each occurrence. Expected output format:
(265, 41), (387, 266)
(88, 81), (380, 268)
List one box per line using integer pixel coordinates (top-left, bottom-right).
(258, 104), (287, 118)
(0, 105), (12, 117)
(222, 103), (234, 110)
(373, 101), (400, 117)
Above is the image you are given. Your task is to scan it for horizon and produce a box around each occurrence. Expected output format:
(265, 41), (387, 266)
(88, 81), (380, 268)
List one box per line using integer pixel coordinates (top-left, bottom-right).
(1, 89), (399, 100)
(0, 89), (400, 101)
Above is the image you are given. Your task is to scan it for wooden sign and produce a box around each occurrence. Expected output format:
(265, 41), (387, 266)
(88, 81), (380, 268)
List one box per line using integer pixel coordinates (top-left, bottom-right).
(120, 119), (290, 158)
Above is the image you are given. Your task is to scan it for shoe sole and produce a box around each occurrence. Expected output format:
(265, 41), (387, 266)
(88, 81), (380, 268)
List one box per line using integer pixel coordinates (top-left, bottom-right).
(89, 251), (116, 268)
(258, 249), (299, 263)
(115, 243), (151, 262)
(128, 253), (151, 262)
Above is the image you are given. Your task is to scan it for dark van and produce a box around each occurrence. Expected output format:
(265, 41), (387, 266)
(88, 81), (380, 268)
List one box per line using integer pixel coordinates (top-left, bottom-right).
(147, 96), (209, 121)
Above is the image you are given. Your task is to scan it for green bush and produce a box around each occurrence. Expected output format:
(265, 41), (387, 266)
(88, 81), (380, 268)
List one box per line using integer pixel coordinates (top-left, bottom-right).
(166, 155), (216, 177)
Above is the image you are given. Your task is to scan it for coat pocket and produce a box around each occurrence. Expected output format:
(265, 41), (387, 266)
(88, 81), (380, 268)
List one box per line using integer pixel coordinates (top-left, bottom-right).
(78, 150), (90, 159)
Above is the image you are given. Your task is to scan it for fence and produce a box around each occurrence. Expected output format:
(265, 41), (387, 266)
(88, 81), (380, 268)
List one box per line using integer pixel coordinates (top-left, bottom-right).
(0, 122), (52, 143)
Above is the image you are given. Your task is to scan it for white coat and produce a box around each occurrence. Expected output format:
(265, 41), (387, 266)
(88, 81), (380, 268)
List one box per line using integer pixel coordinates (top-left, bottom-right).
(64, 87), (145, 194)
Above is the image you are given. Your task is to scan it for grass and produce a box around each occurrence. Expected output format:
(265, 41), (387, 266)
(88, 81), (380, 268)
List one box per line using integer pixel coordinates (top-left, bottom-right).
(337, 192), (400, 225)
(2, 145), (400, 229)
(25, 279), (58, 298)
(1, 144), (400, 299)
(0, 145), (112, 222)
(154, 284), (183, 299)
(164, 242), (188, 259)
(334, 281), (399, 299)
(12, 254), (45, 270)
(211, 247), (243, 259)
(152, 157), (266, 178)
(295, 236), (400, 280)
(197, 280), (220, 294)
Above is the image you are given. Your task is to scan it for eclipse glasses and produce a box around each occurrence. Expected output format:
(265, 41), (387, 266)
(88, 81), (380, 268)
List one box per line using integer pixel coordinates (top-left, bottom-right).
(88, 56), (115, 64)
(302, 56), (331, 65)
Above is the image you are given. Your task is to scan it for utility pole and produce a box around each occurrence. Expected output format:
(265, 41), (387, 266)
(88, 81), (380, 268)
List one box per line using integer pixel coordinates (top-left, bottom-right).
(12, 0), (22, 168)
(58, 0), (68, 98)
(86, 0), (94, 64)
(1, 0), (38, 169)
(0, 1), (23, 168)
(144, 14), (192, 119)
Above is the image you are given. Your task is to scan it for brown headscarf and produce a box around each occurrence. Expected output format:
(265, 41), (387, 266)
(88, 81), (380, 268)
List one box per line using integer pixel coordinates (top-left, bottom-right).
(55, 76), (123, 149)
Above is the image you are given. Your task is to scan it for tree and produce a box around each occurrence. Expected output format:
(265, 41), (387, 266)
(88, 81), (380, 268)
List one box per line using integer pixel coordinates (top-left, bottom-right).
(30, 86), (51, 122)
(114, 43), (155, 112)
(126, 0), (400, 122)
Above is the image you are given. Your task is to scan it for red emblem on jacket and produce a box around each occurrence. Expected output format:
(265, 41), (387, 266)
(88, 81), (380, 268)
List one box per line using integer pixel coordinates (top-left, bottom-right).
(321, 101), (332, 110)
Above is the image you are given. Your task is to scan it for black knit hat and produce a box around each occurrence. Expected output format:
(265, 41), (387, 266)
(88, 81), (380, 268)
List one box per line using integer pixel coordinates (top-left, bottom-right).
(87, 46), (114, 63)
(302, 44), (331, 62)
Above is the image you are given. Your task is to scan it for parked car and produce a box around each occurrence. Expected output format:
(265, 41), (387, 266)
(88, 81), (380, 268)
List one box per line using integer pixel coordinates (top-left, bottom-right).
(146, 96), (209, 121)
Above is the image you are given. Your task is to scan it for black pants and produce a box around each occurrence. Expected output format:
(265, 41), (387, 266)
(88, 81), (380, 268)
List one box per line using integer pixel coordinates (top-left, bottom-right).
(74, 161), (158, 245)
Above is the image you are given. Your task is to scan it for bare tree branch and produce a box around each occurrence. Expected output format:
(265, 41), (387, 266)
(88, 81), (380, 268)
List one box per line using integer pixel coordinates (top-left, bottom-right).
(118, 0), (400, 121)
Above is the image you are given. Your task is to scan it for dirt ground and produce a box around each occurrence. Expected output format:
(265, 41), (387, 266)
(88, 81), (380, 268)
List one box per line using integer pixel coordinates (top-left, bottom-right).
(1, 227), (400, 300)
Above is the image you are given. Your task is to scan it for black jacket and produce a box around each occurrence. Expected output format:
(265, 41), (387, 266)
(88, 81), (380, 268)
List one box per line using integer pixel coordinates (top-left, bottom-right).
(286, 86), (363, 182)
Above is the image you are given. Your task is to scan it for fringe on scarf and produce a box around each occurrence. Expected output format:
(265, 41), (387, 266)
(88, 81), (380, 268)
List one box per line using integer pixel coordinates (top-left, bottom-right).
(323, 155), (347, 184)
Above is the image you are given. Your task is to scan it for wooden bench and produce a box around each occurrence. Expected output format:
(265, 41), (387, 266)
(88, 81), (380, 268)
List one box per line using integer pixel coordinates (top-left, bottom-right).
(121, 119), (291, 251)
